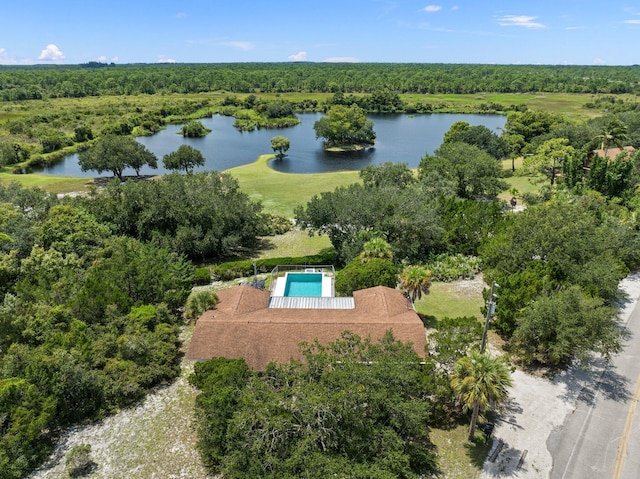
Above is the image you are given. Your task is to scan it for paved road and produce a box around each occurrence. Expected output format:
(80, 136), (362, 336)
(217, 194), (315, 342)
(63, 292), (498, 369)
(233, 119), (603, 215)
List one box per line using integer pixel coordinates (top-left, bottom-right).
(549, 278), (640, 479)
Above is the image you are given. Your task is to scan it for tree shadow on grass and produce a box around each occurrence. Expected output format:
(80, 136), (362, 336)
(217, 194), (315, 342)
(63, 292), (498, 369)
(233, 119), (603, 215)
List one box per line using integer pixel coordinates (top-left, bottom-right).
(464, 432), (494, 469)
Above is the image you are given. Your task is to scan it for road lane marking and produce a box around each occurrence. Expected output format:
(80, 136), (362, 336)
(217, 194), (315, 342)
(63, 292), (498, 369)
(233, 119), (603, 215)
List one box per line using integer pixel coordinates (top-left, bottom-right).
(612, 373), (640, 479)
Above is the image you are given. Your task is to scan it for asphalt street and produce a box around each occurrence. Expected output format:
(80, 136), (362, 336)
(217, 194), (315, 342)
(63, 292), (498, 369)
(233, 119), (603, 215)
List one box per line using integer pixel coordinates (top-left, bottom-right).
(549, 277), (640, 479)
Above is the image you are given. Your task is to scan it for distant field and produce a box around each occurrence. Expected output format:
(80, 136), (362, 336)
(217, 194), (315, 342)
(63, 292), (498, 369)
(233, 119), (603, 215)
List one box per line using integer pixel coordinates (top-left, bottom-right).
(400, 92), (607, 119)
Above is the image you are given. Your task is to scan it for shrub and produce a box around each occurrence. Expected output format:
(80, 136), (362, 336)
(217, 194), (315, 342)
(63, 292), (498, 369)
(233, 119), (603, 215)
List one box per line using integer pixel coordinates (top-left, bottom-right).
(425, 254), (481, 282)
(211, 250), (337, 281)
(194, 267), (211, 285)
(180, 120), (210, 138)
(184, 290), (219, 321)
(335, 257), (398, 296)
(256, 214), (293, 236)
(65, 444), (96, 477)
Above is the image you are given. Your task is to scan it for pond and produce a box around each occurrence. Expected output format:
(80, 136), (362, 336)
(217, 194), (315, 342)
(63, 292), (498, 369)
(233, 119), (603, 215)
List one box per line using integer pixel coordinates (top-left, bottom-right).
(38, 113), (506, 177)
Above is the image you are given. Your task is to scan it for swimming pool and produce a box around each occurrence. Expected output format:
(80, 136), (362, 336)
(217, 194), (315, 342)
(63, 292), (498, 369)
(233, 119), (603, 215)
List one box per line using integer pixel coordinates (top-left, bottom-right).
(283, 273), (323, 297)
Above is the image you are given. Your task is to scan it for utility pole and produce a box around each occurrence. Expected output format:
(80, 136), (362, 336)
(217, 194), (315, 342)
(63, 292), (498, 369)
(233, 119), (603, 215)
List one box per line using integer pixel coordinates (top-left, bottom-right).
(480, 282), (499, 353)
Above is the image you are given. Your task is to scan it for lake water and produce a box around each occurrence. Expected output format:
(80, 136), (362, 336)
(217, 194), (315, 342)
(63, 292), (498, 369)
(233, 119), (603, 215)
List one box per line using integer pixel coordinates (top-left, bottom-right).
(38, 113), (506, 177)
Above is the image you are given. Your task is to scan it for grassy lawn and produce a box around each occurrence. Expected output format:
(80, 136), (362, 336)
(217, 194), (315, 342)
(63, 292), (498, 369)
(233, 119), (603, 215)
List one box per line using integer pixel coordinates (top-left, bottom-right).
(254, 229), (332, 259)
(226, 154), (360, 217)
(431, 425), (494, 479)
(0, 172), (93, 194)
(500, 156), (544, 201)
(414, 279), (486, 327)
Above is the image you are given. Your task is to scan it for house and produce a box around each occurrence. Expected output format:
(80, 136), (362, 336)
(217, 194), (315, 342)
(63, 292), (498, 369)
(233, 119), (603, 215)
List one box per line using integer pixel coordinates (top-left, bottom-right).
(585, 146), (636, 169)
(186, 282), (428, 370)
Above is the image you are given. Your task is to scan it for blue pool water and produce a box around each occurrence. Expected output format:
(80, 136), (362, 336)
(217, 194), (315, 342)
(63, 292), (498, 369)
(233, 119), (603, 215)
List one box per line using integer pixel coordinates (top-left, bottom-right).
(284, 273), (323, 297)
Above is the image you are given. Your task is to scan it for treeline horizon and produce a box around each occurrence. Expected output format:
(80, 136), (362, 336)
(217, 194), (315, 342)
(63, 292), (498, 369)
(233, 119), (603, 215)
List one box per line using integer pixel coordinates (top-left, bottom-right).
(1, 62), (639, 100)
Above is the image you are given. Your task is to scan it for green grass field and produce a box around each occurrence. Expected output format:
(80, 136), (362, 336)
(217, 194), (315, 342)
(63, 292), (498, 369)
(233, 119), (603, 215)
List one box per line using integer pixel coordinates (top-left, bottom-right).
(430, 425), (493, 479)
(0, 173), (92, 194)
(401, 92), (613, 119)
(254, 228), (332, 259)
(227, 154), (361, 217)
(414, 278), (486, 329)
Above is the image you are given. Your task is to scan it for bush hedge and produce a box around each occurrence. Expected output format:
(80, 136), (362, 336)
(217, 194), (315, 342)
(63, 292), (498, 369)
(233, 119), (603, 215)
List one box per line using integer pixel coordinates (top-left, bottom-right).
(211, 250), (337, 280)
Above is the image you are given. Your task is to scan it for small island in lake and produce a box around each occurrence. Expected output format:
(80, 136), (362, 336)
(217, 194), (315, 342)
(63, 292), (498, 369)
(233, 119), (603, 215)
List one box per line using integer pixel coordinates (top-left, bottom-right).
(314, 105), (376, 151)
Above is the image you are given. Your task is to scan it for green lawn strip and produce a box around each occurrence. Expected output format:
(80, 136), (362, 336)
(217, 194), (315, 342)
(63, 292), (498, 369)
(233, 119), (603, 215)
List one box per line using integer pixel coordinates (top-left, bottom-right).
(500, 157), (543, 200)
(255, 229), (332, 259)
(226, 154), (361, 217)
(500, 175), (543, 201)
(414, 280), (485, 325)
(430, 425), (493, 479)
(0, 172), (93, 194)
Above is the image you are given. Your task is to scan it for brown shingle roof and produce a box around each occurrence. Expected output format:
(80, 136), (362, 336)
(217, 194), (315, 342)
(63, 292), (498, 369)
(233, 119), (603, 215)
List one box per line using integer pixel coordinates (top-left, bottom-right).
(186, 285), (427, 369)
(591, 146), (635, 161)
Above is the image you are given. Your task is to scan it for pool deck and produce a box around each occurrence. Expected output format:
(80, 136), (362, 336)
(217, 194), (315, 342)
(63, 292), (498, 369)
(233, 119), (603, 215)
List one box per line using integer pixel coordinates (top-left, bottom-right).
(272, 272), (334, 298)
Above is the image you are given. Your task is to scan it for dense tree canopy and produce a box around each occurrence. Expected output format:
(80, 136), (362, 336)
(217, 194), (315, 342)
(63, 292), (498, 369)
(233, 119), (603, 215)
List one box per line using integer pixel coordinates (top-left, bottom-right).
(442, 121), (509, 159)
(480, 196), (640, 365)
(2, 63), (640, 101)
(511, 286), (621, 366)
(0, 183), (194, 479)
(162, 144), (206, 172)
(313, 105), (376, 149)
(504, 110), (562, 145)
(334, 256), (398, 296)
(524, 137), (576, 185)
(81, 171), (265, 260)
(190, 332), (438, 479)
(295, 182), (444, 263)
(78, 134), (157, 179)
(418, 142), (508, 199)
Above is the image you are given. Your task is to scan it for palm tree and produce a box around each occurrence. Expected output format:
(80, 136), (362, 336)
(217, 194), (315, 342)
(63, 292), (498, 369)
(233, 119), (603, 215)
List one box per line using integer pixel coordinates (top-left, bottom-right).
(594, 119), (629, 159)
(450, 350), (512, 442)
(360, 237), (393, 263)
(399, 265), (432, 302)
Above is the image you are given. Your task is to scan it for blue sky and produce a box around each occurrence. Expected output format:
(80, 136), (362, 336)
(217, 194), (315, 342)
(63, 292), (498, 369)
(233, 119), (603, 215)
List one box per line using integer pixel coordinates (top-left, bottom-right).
(1, 0), (639, 65)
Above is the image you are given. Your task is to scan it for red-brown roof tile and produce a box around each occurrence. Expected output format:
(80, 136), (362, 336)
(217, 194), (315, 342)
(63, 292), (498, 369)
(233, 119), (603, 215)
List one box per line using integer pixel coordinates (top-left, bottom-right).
(186, 285), (427, 369)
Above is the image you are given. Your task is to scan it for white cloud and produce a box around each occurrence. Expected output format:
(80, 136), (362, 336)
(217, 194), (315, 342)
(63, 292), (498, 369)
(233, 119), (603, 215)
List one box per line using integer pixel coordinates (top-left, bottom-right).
(593, 57), (605, 65)
(498, 15), (546, 29)
(176, 12), (187, 18)
(158, 55), (176, 63)
(288, 51), (307, 61)
(423, 5), (442, 12)
(38, 44), (65, 61)
(221, 41), (255, 51)
(451, 5), (459, 10)
(624, 19), (640, 24)
(323, 57), (359, 63)
(0, 47), (16, 64)
(96, 55), (119, 63)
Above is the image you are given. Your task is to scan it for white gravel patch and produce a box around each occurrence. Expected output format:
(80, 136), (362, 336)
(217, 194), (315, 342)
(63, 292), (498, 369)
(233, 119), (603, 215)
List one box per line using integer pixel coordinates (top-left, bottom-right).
(28, 360), (214, 479)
